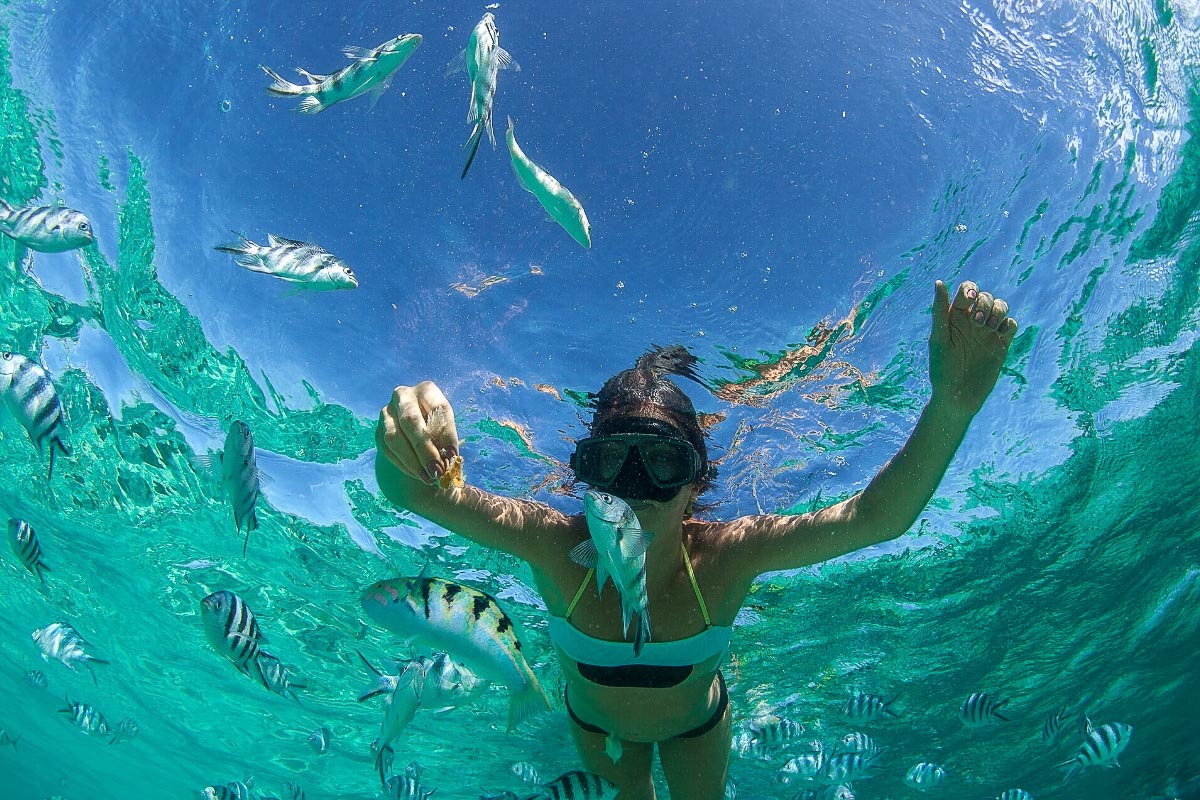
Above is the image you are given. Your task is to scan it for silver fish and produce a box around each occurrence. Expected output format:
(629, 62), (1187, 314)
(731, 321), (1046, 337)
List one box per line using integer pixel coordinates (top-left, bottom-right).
(844, 691), (900, 721)
(199, 590), (271, 689)
(819, 751), (882, 784)
(285, 783), (306, 800)
(59, 698), (111, 736)
(510, 761), (540, 786)
(32, 622), (108, 680)
(197, 421), (264, 555)
(382, 774), (436, 800)
(214, 233), (358, 292)
(795, 787), (855, 800)
(359, 652), (422, 782)
(724, 778), (737, 799)
(110, 717), (139, 745)
(257, 651), (306, 702)
(24, 669), (48, 689)
(905, 761), (947, 790)
(373, 740), (398, 789)
(0, 352), (69, 478)
(537, 770), (620, 800)
(835, 731), (881, 757)
(7, 518), (50, 582)
(574, 490), (653, 655)
(306, 725), (331, 754)
(0, 198), (93, 252)
(200, 781), (254, 800)
(1060, 721), (1133, 784)
(748, 715), (806, 749)
(506, 117), (591, 248)
(261, 33), (422, 114)
(995, 791), (1033, 800)
(361, 576), (551, 731)
(459, 13), (519, 178)
(778, 752), (824, 785)
(405, 651), (488, 710)
(960, 692), (1010, 726)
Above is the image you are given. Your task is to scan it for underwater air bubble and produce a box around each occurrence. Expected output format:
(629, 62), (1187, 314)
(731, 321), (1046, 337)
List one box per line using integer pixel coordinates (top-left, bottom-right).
(219, 98), (232, 112)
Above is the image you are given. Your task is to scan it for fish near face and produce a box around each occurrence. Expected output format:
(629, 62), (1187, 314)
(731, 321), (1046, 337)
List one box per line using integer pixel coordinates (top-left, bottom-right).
(53, 209), (95, 250)
(583, 490), (634, 527)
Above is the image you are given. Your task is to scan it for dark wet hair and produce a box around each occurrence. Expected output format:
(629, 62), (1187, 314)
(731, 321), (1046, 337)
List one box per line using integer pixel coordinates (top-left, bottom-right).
(590, 345), (713, 486)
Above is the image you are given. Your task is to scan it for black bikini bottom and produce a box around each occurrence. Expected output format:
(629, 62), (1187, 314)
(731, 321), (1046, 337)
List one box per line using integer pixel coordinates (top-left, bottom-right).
(565, 670), (728, 740)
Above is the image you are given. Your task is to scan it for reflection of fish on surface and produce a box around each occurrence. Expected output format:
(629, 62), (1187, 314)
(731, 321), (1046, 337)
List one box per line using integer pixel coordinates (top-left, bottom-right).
(0, 352), (70, 479)
(506, 117), (592, 249)
(361, 576), (551, 731)
(261, 33), (423, 114)
(214, 233), (358, 292)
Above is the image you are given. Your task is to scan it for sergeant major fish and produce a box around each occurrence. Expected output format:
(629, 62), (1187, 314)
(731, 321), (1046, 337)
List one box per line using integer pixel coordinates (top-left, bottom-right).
(306, 725), (331, 754)
(361, 576), (551, 731)
(1059, 721), (1133, 784)
(535, 770), (620, 800)
(382, 773), (435, 800)
(458, 13), (518, 179)
(905, 762), (947, 790)
(7, 518), (50, 583)
(215, 233), (358, 292)
(257, 651), (307, 702)
(261, 33), (422, 114)
(960, 692), (1010, 726)
(748, 715), (806, 750)
(843, 691), (901, 721)
(59, 697), (111, 737)
(506, 117), (591, 248)
(0, 199), (93, 270)
(0, 352), (70, 478)
(195, 421), (265, 556)
(32, 622), (108, 681)
(199, 590), (271, 690)
(573, 490), (653, 656)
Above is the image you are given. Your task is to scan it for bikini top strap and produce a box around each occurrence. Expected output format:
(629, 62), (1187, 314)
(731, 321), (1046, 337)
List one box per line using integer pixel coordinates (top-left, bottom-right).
(565, 568), (594, 620)
(681, 541), (712, 628)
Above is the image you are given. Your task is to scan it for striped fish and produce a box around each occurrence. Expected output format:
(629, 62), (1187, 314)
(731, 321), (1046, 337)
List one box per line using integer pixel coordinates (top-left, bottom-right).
(32, 622), (108, 680)
(24, 669), (47, 689)
(214, 233), (358, 292)
(360, 576), (551, 732)
(506, 118), (591, 248)
(778, 752), (824, 785)
(59, 698), (111, 737)
(286, 783), (306, 800)
(458, 13), (519, 179)
(1059, 721), (1133, 784)
(306, 726), (330, 754)
(199, 590), (271, 689)
(0, 198), (94, 253)
(835, 731), (881, 757)
(794, 787), (856, 800)
(819, 751), (883, 784)
(200, 782), (254, 800)
(261, 33), (422, 114)
(905, 762), (947, 790)
(7, 518), (50, 583)
(995, 791), (1033, 800)
(961, 692), (1010, 726)
(381, 774), (436, 799)
(537, 770), (620, 800)
(196, 421), (263, 555)
(1041, 703), (1082, 745)
(0, 352), (69, 478)
(257, 651), (307, 702)
(110, 717), (138, 745)
(748, 715), (806, 749)
(844, 691), (901, 721)
(574, 490), (653, 655)
(510, 761), (540, 786)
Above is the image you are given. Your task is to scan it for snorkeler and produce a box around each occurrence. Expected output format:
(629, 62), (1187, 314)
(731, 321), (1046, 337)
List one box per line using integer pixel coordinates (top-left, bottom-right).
(375, 279), (1018, 800)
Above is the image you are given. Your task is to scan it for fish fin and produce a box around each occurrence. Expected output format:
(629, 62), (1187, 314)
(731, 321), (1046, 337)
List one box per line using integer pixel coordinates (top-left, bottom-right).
(368, 80), (391, 111)
(295, 68), (328, 83)
(567, 539), (598, 569)
(255, 467), (274, 488)
(296, 96), (325, 114)
(505, 673), (553, 732)
(619, 528), (653, 558)
(994, 711), (1010, 722)
(214, 232), (255, 255)
(632, 609), (651, 656)
(0, 197), (10, 216)
(270, 234), (310, 249)
(342, 45), (374, 61)
(13, 243), (31, 272)
(461, 124), (484, 179)
(605, 731), (623, 763)
(445, 50), (467, 77)
(495, 47), (520, 72)
(260, 64), (304, 96)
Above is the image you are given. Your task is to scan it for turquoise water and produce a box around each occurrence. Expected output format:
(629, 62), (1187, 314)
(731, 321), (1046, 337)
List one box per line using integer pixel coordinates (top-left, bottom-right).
(2, 1), (1199, 798)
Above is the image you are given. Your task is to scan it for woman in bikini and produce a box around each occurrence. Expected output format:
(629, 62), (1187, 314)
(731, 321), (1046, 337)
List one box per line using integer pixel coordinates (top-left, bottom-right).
(375, 280), (1018, 799)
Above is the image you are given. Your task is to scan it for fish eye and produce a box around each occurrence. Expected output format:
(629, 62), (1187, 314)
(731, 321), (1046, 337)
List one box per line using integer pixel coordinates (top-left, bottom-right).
(344, 267), (354, 275)
(1, 353), (10, 360)
(79, 222), (90, 231)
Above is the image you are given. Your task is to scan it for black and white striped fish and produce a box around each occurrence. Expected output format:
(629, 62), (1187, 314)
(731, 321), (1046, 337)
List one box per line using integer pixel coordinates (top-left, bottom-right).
(199, 590), (271, 689)
(905, 761), (947, 790)
(214, 233), (358, 292)
(0, 199), (94, 253)
(510, 761), (540, 785)
(196, 421), (264, 556)
(257, 651), (306, 702)
(306, 726), (330, 754)
(285, 782), (306, 800)
(536, 770), (620, 800)
(0, 352), (69, 478)
(960, 692), (1010, 726)
(777, 752), (824, 785)
(361, 576), (551, 731)
(24, 669), (48, 689)
(200, 781), (254, 800)
(748, 715), (806, 749)
(458, 13), (519, 179)
(994, 790), (1032, 800)
(1041, 703), (1083, 745)
(7, 518), (50, 583)
(1059, 721), (1133, 784)
(835, 731), (882, 757)
(844, 691), (901, 721)
(32, 622), (108, 680)
(794, 786), (855, 800)
(261, 33), (422, 114)
(110, 717), (138, 745)
(59, 698), (111, 737)
(819, 751), (883, 784)
(576, 490), (653, 655)
(381, 773), (436, 799)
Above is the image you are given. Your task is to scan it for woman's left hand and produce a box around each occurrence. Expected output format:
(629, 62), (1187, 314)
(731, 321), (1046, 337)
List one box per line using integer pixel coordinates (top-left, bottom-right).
(928, 279), (1019, 418)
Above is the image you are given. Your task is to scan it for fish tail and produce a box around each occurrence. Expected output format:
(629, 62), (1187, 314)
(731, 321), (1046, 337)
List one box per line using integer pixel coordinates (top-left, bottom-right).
(0, 197), (11, 219)
(505, 672), (553, 733)
(296, 96), (325, 115)
(47, 437), (68, 480)
(632, 608), (651, 657)
(214, 232), (255, 256)
(461, 124), (484, 179)
(260, 64), (304, 96)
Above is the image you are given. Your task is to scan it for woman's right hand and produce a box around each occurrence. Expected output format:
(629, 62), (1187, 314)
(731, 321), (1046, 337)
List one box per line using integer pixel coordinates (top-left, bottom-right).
(376, 381), (461, 485)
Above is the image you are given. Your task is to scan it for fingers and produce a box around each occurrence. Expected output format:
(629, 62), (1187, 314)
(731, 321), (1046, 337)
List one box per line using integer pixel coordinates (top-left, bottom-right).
(377, 382), (459, 485)
(952, 280), (978, 313)
(932, 280), (951, 335)
(951, 279), (1016, 336)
